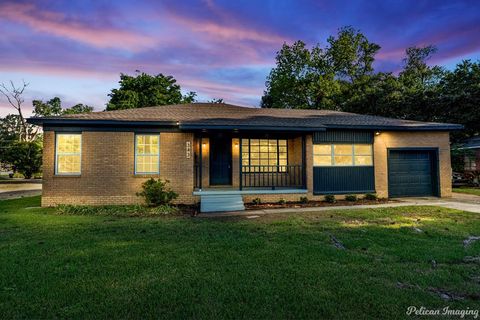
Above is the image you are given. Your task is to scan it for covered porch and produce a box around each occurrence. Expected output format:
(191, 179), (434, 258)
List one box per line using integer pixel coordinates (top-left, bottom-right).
(193, 132), (307, 192)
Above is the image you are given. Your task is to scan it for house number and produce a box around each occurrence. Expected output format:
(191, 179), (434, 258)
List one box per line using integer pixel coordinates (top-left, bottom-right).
(186, 141), (191, 159)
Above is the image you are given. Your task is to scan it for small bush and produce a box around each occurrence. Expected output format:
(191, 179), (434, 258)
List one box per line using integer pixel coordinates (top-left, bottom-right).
(136, 178), (178, 206)
(364, 193), (378, 201)
(56, 204), (179, 216)
(299, 196), (309, 204)
(345, 194), (357, 202)
(252, 198), (262, 205)
(278, 198), (286, 205)
(324, 195), (336, 203)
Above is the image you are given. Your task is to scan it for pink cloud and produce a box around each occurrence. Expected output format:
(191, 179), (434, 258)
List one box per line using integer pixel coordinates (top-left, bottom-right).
(0, 3), (157, 52)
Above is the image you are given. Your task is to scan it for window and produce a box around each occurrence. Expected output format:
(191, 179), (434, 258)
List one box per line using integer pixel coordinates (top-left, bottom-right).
(313, 144), (373, 166)
(241, 139), (287, 172)
(465, 156), (477, 171)
(135, 135), (160, 174)
(55, 133), (82, 175)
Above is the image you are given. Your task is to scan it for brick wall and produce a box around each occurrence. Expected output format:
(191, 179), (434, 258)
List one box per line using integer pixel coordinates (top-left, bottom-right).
(42, 131), (198, 206)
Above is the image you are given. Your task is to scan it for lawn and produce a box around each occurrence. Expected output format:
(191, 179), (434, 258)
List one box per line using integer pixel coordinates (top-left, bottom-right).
(453, 187), (480, 197)
(1, 197), (480, 319)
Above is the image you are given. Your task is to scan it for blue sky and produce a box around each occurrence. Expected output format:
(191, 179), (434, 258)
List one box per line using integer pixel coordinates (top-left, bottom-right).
(1, 0), (479, 116)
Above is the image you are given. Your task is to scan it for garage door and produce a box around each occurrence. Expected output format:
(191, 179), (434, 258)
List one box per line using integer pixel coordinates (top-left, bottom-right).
(388, 149), (438, 197)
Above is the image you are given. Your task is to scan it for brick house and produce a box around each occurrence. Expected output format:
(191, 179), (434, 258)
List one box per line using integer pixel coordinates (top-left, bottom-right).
(28, 103), (462, 212)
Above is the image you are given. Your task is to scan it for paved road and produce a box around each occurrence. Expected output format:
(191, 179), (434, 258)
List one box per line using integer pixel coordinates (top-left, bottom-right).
(0, 180), (42, 200)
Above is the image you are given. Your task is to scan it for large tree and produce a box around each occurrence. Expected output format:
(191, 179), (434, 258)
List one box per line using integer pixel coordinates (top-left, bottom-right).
(261, 27), (380, 110)
(106, 71), (197, 110)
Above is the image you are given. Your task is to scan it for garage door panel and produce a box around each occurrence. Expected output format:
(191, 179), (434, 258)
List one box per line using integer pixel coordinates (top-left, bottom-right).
(388, 149), (438, 198)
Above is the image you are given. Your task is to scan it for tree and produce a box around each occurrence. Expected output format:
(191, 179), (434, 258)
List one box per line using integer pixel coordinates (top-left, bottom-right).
(106, 71), (197, 110)
(32, 98), (94, 116)
(261, 27), (380, 110)
(208, 98), (225, 103)
(2, 140), (42, 179)
(0, 80), (34, 141)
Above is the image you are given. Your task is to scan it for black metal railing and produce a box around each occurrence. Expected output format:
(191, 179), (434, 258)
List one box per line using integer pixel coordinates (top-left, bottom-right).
(194, 163), (201, 189)
(241, 165), (305, 189)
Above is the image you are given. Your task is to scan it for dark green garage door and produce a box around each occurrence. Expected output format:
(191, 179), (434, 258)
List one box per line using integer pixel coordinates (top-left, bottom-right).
(388, 149), (439, 197)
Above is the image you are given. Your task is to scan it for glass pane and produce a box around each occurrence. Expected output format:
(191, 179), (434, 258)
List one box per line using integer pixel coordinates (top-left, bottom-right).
(313, 144), (331, 155)
(251, 145), (259, 153)
(57, 134), (81, 153)
(260, 139), (268, 146)
(334, 155), (353, 166)
(242, 158), (249, 166)
(57, 155), (81, 173)
(260, 145), (269, 152)
(279, 159), (287, 166)
(354, 155), (373, 166)
(268, 140), (278, 146)
(250, 139), (259, 145)
(314, 155), (332, 166)
(278, 140), (287, 146)
(279, 146), (287, 153)
(354, 144), (372, 155)
(242, 139), (249, 146)
(334, 145), (352, 155)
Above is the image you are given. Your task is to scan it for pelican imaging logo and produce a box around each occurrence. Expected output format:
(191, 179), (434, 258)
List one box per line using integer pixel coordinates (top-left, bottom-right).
(406, 306), (479, 318)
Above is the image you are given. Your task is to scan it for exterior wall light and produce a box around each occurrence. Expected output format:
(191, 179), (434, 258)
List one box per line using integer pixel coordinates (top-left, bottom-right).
(375, 131), (381, 136)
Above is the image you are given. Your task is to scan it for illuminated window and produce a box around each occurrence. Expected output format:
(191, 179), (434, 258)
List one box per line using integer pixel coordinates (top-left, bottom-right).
(135, 135), (160, 174)
(313, 144), (373, 166)
(55, 133), (82, 175)
(241, 139), (287, 172)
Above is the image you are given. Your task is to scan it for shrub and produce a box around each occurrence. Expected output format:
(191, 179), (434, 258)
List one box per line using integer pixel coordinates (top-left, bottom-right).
(278, 198), (286, 205)
(56, 204), (179, 216)
(364, 193), (378, 201)
(345, 194), (357, 202)
(252, 198), (262, 205)
(324, 195), (336, 203)
(136, 178), (178, 206)
(299, 196), (309, 204)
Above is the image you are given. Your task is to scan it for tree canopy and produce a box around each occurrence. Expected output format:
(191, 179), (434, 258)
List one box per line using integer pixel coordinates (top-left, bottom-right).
(106, 72), (197, 110)
(262, 27), (480, 142)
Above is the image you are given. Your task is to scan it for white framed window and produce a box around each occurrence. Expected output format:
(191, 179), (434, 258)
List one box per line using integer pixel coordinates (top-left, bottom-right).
(241, 139), (288, 172)
(313, 144), (373, 167)
(135, 134), (160, 174)
(55, 133), (82, 175)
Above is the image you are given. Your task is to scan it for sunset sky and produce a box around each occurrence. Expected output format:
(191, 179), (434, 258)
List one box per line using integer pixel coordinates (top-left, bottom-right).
(1, 0), (479, 116)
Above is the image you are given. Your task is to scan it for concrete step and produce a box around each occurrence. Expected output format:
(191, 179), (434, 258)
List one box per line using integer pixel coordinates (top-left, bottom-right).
(200, 194), (245, 213)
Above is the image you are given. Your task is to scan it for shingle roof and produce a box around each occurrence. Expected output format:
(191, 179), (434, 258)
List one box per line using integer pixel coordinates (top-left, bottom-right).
(27, 103), (463, 131)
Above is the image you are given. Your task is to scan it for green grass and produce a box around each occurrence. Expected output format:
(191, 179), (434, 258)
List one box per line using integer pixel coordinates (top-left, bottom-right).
(453, 187), (480, 196)
(1, 197), (480, 319)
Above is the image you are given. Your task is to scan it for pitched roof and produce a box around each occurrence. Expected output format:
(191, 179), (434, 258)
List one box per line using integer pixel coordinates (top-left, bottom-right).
(462, 136), (480, 149)
(27, 103), (463, 131)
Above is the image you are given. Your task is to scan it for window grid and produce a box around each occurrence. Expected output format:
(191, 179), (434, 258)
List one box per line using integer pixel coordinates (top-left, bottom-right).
(313, 144), (373, 167)
(135, 134), (160, 174)
(241, 139), (288, 172)
(55, 133), (82, 175)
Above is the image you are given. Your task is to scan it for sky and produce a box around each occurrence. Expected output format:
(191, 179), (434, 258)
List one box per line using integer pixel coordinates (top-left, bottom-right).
(0, 0), (479, 117)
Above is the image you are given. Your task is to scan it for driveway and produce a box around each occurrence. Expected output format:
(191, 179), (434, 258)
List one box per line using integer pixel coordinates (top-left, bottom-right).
(0, 179), (42, 200)
(398, 193), (480, 213)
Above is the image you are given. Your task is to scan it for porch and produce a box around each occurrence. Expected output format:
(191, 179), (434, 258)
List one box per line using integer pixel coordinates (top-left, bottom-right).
(191, 132), (307, 212)
(193, 133), (307, 191)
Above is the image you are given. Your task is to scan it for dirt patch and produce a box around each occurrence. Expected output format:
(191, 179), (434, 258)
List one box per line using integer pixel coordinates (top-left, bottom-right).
(245, 199), (390, 210)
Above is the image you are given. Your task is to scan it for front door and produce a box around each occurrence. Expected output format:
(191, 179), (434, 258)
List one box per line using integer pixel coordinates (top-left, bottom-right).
(210, 136), (232, 185)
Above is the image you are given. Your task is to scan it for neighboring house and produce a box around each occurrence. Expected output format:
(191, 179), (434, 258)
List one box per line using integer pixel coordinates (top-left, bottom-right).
(28, 103), (462, 212)
(461, 136), (480, 172)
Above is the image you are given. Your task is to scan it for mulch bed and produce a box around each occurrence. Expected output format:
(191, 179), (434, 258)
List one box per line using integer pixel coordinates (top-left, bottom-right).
(245, 198), (390, 210)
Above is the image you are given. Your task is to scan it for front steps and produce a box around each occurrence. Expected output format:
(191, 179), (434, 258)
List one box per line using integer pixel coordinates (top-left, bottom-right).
(200, 193), (245, 213)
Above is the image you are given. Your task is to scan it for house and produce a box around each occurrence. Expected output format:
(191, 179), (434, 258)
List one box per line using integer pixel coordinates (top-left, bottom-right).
(461, 136), (480, 172)
(28, 103), (462, 212)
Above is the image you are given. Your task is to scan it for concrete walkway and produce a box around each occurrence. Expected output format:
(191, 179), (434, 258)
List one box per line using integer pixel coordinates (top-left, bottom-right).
(200, 194), (480, 217)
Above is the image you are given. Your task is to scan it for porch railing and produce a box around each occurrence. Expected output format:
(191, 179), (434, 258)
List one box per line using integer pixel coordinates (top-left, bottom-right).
(241, 165), (305, 189)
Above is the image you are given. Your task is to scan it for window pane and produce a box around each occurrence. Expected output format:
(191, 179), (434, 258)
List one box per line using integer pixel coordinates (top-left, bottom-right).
(278, 140), (287, 146)
(333, 145), (352, 155)
(314, 144), (331, 155)
(334, 155), (353, 166)
(354, 155), (373, 166)
(57, 155), (81, 174)
(56, 134), (81, 174)
(354, 144), (372, 155)
(135, 135), (159, 173)
(314, 155), (332, 166)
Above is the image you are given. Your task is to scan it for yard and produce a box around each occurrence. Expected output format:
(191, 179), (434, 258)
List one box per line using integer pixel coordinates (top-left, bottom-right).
(454, 187), (480, 197)
(1, 197), (479, 319)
